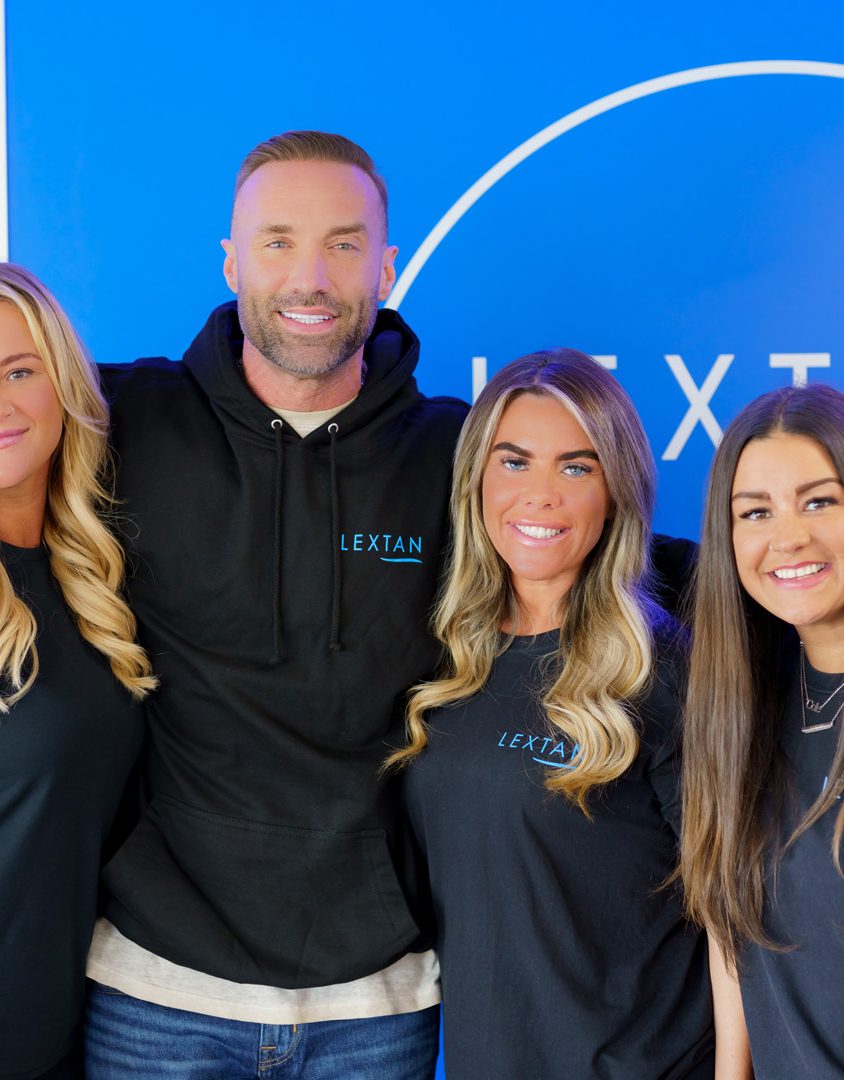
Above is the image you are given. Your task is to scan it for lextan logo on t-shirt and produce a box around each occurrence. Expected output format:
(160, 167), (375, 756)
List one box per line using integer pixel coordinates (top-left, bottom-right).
(339, 532), (423, 564)
(498, 730), (579, 770)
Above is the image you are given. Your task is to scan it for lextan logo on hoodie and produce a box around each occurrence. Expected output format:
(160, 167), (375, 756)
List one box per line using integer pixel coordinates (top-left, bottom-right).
(339, 532), (423, 564)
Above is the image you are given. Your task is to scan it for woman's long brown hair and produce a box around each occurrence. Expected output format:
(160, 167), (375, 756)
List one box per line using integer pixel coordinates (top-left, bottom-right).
(680, 383), (844, 967)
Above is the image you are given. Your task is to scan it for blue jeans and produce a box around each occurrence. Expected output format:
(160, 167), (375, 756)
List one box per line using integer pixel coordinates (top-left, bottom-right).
(84, 982), (439, 1080)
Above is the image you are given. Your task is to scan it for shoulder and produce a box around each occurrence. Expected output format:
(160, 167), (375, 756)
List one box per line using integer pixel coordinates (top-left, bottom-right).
(410, 393), (469, 425)
(398, 393), (469, 452)
(98, 357), (202, 417)
(423, 393), (471, 416)
(648, 533), (698, 620)
(635, 602), (689, 749)
(649, 602), (689, 663)
(98, 359), (211, 457)
(98, 357), (193, 401)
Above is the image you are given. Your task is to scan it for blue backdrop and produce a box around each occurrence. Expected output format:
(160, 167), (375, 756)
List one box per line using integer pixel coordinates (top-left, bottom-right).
(6, 4), (844, 1071)
(8, 1), (844, 539)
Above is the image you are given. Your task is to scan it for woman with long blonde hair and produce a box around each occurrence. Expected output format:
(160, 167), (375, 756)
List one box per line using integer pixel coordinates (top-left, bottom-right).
(393, 350), (715, 1079)
(0, 264), (155, 1080)
(681, 383), (844, 1078)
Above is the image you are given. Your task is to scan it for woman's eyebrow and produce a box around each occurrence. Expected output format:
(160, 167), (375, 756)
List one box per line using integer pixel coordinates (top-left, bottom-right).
(490, 442), (598, 462)
(0, 352), (40, 367)
(732, 477), (843, 501)
(795, 477), (842, 495)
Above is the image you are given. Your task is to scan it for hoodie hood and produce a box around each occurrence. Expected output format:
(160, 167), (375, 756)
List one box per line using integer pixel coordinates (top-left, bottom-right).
(182, 301), (423, 447)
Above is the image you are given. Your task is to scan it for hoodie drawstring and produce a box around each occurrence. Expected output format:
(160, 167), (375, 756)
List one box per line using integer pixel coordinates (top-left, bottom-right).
(269, 417), (343, 658)
(327, 422), (343, 651)
(270, 418), (284, 664)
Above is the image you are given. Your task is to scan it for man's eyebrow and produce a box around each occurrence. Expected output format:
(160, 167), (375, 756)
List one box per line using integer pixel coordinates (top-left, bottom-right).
(0, 352), (40, 368)
(255, 224), (294, 237)
(254, 223), (370, 240)
(490, 441), (599, 461)
(324, 223), (369, 239)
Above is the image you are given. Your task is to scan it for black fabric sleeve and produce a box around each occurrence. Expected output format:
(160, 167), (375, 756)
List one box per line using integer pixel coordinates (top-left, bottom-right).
(641, 619), (689, 838)
(649, 533), (698, 620)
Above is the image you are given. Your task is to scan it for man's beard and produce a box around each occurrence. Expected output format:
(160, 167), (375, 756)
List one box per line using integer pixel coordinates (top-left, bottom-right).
(238, 288), (380, 378)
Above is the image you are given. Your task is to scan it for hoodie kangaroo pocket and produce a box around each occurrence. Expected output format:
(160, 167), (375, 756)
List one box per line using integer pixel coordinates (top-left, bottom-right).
(102, 793), (422, 989)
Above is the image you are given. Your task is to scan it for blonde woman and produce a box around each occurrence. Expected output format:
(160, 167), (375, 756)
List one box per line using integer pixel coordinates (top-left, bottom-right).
(392, 350), (714, 1079)
(0, 265), (155, 1080)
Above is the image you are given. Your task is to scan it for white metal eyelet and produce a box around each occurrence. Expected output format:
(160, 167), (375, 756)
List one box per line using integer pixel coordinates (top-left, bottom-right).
(327, 422), (339, 433)
(270, 418), (283, 430)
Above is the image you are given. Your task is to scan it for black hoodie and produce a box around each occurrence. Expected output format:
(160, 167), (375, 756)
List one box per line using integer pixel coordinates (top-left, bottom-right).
(98, 302), (468, 989)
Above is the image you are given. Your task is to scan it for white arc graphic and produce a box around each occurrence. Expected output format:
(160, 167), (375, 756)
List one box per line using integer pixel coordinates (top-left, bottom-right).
(385, 60), (844, 311)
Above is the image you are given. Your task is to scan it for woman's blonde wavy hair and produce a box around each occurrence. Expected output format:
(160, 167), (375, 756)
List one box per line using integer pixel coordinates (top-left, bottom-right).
(387, 349), (657, 811)
(0, 264), (156, 710)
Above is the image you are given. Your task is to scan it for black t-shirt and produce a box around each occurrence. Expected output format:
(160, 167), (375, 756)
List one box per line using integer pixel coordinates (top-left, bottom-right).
(740, 660), (844, 1078)
(404, 625), (713, 1080)
(0, 545), (144, 1080)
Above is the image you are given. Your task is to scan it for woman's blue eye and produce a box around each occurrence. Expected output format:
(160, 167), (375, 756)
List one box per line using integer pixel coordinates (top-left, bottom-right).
(563, 463), (591, 477)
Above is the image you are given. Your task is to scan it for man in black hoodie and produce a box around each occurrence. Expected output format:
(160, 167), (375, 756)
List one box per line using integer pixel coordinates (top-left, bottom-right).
(84, 133), (466, 1079)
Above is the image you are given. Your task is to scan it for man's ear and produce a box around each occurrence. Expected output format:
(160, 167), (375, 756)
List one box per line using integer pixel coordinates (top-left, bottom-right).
(221, 238), (238, 295)
(378, 245), (399, 302)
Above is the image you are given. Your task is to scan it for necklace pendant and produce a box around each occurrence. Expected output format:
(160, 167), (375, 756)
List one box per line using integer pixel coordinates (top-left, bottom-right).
(802, 717), (836, 734)
(798, 644), (844, 733)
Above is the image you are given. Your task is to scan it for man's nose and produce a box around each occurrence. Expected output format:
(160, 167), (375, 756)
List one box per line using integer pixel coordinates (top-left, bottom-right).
(286, 247), (331, 295)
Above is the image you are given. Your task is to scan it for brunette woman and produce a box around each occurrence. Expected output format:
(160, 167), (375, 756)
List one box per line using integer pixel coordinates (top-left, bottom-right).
(681, 382), (844, 1078)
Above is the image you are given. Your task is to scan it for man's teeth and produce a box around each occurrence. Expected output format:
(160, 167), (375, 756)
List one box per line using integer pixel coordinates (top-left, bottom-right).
(514, 525), (563, 539)
(773, 563), (826, 580)
(282, 312), (332, 324)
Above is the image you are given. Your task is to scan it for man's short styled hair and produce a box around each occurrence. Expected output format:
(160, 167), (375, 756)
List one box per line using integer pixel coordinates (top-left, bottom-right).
(234, 131), (389, 233)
